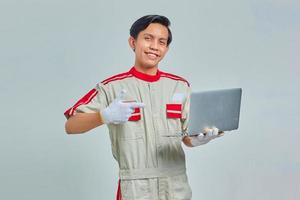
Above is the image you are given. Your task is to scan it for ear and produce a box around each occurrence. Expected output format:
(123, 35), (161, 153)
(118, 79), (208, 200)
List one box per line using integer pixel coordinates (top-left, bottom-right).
(128, 36), (136, 51)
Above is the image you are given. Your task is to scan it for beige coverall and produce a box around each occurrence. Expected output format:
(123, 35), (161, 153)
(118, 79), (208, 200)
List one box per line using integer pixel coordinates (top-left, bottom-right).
(64, 67), (192, 200)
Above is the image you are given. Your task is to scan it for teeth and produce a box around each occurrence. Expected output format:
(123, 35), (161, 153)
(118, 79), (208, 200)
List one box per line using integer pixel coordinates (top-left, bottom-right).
(147, 53), (157, 58)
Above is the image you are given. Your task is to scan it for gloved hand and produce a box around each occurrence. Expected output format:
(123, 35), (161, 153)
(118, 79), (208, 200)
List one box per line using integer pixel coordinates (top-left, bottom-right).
(190, 127), (224, 146)
(101, 89), (145, 124)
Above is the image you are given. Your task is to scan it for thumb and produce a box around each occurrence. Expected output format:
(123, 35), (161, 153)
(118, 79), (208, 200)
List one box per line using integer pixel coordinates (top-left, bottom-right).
(212, 127), (219, 136)
(116, 89), (127, 101)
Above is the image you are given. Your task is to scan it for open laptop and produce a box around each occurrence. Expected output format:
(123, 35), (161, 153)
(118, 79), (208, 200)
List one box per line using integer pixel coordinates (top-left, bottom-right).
(187, 88), (242, 136)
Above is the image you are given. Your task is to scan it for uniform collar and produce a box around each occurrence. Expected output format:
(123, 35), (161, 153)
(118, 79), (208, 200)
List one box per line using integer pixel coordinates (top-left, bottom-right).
(129, 66), (161, 82)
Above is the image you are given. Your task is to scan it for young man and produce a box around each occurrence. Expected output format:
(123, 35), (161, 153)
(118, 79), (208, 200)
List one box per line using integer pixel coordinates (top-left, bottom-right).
(64, 15), (223, 200)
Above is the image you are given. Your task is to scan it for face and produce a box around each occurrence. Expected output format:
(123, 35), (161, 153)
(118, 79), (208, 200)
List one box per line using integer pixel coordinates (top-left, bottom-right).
(129, 23), (169, 70)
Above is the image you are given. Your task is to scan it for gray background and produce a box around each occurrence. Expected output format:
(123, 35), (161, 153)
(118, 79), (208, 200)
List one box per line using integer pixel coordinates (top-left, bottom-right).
(1, 0), (299, 199)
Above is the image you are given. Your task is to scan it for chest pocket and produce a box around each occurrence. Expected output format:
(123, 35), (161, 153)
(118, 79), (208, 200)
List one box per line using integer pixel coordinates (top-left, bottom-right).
(166, 103), (182, 118)
(128, 107), (141, 121)
(164, 103), (182, 136)
(121, 92), (142, 121)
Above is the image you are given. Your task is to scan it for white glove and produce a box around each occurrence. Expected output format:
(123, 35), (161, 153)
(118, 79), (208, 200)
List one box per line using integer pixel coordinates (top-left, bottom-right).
(101, 89), (145, 124)
(190, 127), (223, 147)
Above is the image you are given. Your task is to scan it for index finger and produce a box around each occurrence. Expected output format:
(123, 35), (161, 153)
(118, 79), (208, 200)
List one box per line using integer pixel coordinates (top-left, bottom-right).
(128, 102), (145, 109)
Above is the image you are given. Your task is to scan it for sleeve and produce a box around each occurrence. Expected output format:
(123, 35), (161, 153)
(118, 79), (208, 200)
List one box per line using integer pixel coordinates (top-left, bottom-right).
(64, 83), (109, 119)
(181, 86), (191, 134)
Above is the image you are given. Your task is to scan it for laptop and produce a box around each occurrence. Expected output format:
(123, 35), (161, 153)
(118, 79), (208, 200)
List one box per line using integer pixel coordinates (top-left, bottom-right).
(187, 88), (242, 136)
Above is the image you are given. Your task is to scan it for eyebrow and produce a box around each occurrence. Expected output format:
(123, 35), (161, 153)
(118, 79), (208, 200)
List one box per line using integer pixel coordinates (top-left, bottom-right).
(143, 33), (168, 41)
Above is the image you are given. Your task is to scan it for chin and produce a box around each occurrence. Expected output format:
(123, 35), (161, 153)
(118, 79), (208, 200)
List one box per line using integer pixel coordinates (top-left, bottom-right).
(144, 65), (157, 68)
(144, 61), (159, 68)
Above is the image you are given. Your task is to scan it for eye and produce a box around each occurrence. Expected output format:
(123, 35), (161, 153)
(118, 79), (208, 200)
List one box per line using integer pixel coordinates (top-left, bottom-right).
(160, 40), (167, 46)
(144, 36), (151, 41)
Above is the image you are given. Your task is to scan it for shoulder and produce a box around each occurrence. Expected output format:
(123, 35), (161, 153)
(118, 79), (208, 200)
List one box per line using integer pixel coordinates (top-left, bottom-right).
(160, 70), (190, 87)
(100, 71), (133, 85)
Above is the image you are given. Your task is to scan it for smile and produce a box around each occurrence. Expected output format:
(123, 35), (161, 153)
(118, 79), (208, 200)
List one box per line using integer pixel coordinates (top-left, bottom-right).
(145, 52), (159, 59)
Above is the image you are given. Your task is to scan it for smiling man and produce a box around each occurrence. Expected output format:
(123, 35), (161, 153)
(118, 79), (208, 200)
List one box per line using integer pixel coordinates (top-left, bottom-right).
(64, 15), (222, 200)
(129, 21), (169, 75)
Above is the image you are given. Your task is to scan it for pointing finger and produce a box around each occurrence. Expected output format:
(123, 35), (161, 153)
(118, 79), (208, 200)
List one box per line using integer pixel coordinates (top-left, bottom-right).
(128, 102), (145, 109)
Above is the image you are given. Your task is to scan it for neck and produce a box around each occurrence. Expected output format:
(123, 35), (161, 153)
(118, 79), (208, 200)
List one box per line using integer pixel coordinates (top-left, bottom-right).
(134, 65), (158, 76)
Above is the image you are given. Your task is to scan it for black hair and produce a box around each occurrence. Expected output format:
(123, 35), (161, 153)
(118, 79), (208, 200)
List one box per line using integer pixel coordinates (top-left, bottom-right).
(130, 15), (172, 46)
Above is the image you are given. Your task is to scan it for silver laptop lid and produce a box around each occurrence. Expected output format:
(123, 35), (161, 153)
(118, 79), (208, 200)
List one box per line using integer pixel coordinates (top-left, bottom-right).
(188, 88), (242, 135)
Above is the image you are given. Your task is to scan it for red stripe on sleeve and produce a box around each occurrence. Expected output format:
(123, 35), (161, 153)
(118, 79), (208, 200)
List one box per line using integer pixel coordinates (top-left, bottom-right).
(101, 72), (132, 85)
(64, 88), (98, 119)
(101, 72), (130, 84)
(160, 72), (190, 87)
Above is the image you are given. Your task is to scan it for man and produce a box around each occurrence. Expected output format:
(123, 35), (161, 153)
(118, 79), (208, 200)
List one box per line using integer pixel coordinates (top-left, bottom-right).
(64, 15), (223, 200)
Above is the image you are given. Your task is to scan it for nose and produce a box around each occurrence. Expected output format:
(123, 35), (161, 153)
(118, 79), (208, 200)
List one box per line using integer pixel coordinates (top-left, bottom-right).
(149, 40), (159, 51)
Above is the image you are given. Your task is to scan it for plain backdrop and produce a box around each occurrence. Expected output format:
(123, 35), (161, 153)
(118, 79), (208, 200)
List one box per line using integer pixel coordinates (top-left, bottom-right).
(1, 0), (299, 199)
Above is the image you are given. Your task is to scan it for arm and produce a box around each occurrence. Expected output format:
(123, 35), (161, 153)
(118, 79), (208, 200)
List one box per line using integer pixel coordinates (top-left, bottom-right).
(65, 112), (104, 134)
(65, 89), (145, 134)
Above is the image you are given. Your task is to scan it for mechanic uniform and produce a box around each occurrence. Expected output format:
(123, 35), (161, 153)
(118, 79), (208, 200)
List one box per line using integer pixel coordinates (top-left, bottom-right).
(64, 66), (192, 200)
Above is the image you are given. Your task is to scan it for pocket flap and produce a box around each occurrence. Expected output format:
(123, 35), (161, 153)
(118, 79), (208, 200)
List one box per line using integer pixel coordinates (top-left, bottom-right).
(166, 103), (182, 118)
